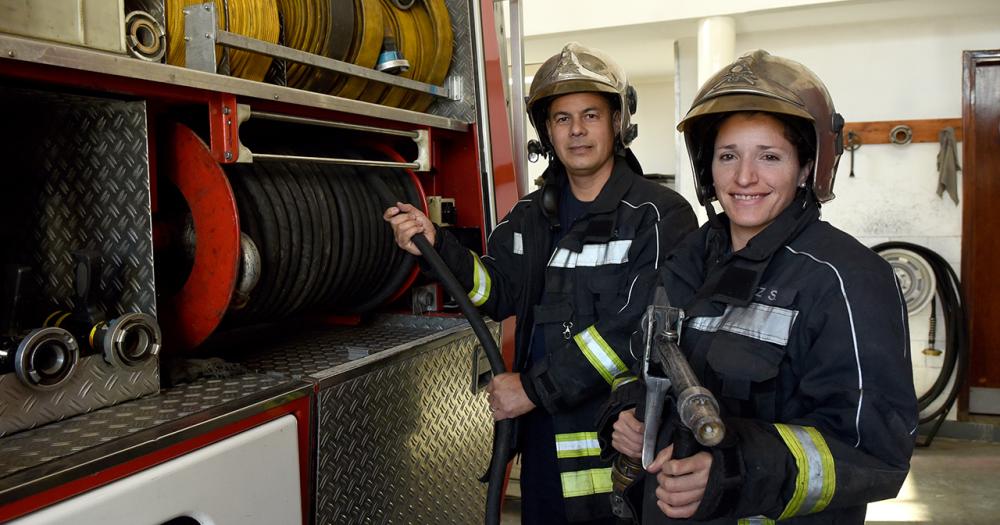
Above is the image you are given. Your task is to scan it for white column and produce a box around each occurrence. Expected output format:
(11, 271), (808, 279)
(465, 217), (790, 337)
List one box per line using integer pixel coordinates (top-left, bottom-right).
(696, 17), (736, 88)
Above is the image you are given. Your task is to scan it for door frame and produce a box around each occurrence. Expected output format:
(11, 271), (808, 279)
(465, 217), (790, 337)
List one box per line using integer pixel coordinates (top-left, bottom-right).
(961, 49), (1000, 415)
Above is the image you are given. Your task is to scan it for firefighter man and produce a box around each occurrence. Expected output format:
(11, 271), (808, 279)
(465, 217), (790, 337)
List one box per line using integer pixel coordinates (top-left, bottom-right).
(385, 42), (697, 523)
(605, 50), (917, 524)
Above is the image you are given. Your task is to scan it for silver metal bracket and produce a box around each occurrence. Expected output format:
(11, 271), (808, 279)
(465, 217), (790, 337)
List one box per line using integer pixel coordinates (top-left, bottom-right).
(183, 3), (219, 74)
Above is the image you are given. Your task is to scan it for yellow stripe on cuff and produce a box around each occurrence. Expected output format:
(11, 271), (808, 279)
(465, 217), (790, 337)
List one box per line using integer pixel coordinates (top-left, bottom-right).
(560, 467), (613, 498)
(775, 423), (836, 519)
(468, 251), (491, 306)
(573, 325), (628, 385)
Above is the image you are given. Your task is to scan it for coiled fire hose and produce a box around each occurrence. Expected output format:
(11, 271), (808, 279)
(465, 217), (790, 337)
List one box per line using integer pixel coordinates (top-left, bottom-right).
(873, 241), (968, 447)
(366, 175), (510, 525)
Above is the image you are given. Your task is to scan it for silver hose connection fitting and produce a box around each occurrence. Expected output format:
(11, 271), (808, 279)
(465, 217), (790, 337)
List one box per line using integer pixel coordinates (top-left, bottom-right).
(95, 313), (162, 368)
(8, 327), (80, 390)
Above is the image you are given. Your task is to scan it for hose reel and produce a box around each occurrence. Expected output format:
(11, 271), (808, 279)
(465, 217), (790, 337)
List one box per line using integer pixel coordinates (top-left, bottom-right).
(166, 0), (281, 82)
(158, 121), (427, 350)
(166, 0), (453, 110)
(878, 247), (936, 315)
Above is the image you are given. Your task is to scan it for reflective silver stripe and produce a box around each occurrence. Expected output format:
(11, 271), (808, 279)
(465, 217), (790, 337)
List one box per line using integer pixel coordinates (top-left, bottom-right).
(687, 303), (798, 345)
(513, 232), (523, 255)
(555, 432), (601, 458)
(547, 240), (632, 268)
(775, 424), (836, 518)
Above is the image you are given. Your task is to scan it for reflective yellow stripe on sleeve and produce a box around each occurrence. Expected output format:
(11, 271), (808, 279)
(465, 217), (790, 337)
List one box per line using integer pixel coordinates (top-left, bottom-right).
(573, 325), (628, 385)
(555, 432), (601, 459)
(560, 467), (613, 498)
(468, 251), (491, 306)
(775, 424), (836, 519)
(612, 375), (637, 392)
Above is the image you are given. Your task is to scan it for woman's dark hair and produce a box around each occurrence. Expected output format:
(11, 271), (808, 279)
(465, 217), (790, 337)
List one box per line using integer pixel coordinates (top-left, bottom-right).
(708, 111), (815, 166)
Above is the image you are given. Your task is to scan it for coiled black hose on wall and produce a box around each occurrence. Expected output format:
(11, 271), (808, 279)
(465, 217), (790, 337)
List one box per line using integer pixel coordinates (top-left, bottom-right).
(873, 241), (968, 447)
(223, 149), (420, 323)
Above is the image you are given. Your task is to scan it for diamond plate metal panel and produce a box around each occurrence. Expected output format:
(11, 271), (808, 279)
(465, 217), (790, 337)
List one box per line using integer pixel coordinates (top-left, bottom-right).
(0, 86), (156, 317)
(0, 355), (159, 438)
(0, 86), (158, 436)
(241, 314), (470, 379)
(315, 326), (496, 525)
(0, 372), (289, 478)
(426, 0), (477, 122)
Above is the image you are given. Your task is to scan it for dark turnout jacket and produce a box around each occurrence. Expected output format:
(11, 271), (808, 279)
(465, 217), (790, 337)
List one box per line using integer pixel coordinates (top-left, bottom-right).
(619, 193), (917, 524)
(429, 155), (696, 521)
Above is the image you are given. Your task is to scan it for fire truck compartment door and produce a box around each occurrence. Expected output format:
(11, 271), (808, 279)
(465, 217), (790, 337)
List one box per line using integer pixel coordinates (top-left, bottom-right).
(11, 415), (301, 525)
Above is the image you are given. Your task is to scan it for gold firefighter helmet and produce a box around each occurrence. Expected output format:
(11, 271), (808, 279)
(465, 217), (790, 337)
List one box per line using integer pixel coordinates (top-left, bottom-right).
(527, 42), (638, 154)
(677, 49), (845, 204)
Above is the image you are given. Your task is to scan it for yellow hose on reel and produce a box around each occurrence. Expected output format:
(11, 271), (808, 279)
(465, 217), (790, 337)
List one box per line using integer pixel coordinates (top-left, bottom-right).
(331, 0), (384, 100)
(165, 0), (452, 110)
(406, 0), (452, 112)
(166, 0), (280, 82)
(371, 0), (452, 110)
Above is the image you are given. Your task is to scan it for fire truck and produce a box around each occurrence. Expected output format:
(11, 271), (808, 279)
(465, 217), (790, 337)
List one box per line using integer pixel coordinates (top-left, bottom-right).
(0, 1), (525, 522)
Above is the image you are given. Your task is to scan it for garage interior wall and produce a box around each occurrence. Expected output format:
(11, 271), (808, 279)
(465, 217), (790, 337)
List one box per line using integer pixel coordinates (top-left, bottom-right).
(519, 0), (1000, 417)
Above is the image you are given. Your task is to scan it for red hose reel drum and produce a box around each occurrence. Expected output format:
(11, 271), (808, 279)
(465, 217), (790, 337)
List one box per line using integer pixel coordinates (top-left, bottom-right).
(159, 123), (241, 352)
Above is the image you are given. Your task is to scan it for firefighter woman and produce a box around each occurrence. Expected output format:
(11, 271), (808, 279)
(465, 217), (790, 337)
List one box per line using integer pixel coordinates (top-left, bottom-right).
(606, 50), (917, 524)
(385, 43), (696, 523)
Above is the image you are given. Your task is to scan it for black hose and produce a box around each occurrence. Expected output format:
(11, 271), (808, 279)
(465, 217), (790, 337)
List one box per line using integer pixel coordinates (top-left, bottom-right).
(366, 175), (511, 525)
(872, 242), (968, 447)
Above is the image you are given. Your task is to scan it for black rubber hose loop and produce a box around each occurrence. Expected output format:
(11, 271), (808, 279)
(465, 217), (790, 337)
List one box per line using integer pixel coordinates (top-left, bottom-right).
(235, 165), (282, 319)
(259, 161), (306, 317)
(297, 160), (336, 310)
(872, 241), (967, 447)
(366, 174), (510, 525)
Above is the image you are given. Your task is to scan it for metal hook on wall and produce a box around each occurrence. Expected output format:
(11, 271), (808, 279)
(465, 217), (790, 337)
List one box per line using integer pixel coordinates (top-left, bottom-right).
(846, 130), (861, 178)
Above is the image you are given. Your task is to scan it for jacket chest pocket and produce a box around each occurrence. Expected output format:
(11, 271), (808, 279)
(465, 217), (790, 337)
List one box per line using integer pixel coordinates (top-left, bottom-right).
(581, 265), (628, 321)
(691, 302), (798, 421)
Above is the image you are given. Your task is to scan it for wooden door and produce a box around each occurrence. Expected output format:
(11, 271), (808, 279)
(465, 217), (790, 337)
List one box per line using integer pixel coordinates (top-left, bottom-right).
(962, 50), (1000, 413)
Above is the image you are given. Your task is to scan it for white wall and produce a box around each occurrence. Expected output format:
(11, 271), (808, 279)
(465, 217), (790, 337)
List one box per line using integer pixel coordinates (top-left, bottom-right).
(630, 78), (677, 177)
(520, 78), (678, 191)
(672, 13), (1000, 412)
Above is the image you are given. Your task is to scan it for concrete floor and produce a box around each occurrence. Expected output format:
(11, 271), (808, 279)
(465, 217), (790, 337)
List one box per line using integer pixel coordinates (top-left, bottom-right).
(502, 437), (1000, 524)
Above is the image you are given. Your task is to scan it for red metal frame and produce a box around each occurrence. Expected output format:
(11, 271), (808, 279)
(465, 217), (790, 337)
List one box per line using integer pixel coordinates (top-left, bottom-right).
(209, 93), (241, 164)
(159, 122), (242, 352)
(0, 395), (313, 523)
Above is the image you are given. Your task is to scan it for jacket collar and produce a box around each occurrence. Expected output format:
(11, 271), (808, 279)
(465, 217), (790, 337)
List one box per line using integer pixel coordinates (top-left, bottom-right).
(539, 152), (640, 216)
(707, 190), (819, 263)
(693, 191), (819, 309)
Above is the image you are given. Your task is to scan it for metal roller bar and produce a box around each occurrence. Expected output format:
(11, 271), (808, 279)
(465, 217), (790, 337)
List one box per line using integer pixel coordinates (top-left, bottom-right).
(249, 111), (420, 138)
(251, 153), (420, 170)
(239, 105), (430, 171)
(185, 3), (458, 100)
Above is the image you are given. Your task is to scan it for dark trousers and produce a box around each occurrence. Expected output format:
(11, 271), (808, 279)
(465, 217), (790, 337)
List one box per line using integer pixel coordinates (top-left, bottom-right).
(518, 409), (616, 525)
